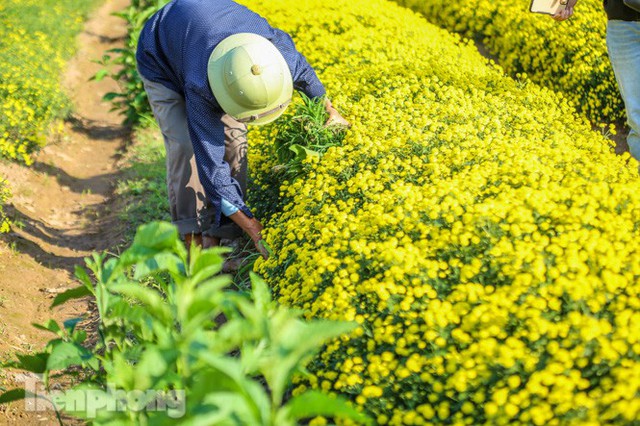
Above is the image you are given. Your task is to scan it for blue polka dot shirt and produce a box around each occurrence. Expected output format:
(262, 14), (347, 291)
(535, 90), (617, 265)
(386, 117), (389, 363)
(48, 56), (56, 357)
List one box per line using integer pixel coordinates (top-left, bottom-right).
(136, 0), (326, 224)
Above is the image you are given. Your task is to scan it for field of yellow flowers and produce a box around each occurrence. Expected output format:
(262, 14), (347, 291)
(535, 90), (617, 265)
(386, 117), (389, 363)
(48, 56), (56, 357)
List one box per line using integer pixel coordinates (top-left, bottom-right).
(242, 0), (640, 424)
(0, 0), (99, 165)
(0, 180), (10, 233)
(0, 0), (99, 231)
(393, 0), (622, 127)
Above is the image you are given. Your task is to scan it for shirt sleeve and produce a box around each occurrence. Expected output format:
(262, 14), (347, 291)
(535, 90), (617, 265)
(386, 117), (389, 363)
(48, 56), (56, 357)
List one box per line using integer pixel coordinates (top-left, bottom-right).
(266, 27), (327, 99)
(221, 198), (240, 216)
(184, 87), (254, 226)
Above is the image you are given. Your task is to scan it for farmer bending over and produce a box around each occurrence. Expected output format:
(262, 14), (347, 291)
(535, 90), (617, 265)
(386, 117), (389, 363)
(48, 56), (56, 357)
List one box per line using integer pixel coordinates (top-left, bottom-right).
(136, 0), (349, 257)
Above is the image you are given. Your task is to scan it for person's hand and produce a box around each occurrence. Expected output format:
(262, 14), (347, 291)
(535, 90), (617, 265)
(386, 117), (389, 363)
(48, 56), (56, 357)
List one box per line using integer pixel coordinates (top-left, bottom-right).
(552, 0), (578, 21)
(228, 211), (269, 259)
(243, 217), (269, 260)
(246, 218), (269, 260)
(324, 99), (350, 128)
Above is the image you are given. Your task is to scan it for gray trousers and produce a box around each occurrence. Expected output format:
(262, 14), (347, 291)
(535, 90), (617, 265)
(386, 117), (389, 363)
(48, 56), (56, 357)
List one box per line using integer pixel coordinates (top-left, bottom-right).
(141, 76), (248, 238)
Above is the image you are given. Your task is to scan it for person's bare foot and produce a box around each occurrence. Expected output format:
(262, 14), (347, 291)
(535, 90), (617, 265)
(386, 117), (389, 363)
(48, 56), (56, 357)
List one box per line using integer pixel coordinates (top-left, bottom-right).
(202, 235), (221, 249)
(222, 257), (244, 273)
(184, 232), (203, 248)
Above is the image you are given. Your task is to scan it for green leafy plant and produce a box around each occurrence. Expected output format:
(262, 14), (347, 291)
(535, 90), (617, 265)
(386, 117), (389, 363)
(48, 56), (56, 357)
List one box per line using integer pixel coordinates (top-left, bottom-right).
(0, 222), (371, 425)
(249, 94), (348, 223)
(92, 0), (170, 125)
(272, 94), (348, 181)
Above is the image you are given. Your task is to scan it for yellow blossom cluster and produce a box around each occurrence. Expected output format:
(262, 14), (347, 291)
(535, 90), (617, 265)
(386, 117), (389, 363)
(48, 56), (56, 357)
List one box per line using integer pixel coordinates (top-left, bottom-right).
(0, 179), (10, 233)
(393, 0), (622, 126)
(0, 0), (96, 165)
(241, 0), (640, 424)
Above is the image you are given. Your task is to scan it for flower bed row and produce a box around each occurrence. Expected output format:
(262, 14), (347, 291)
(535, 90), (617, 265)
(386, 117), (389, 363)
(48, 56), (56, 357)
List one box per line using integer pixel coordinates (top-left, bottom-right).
(392, 0), (622, 127)
(0, 180), (10, 233)
(243, 0), (640, 424)
(0, 0), (99, 165)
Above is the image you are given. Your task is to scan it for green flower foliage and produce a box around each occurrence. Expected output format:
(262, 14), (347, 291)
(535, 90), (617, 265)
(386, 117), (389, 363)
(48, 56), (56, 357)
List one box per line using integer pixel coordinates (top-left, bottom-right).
(93, 0), (171, 124)
(1, 222), (371, 425)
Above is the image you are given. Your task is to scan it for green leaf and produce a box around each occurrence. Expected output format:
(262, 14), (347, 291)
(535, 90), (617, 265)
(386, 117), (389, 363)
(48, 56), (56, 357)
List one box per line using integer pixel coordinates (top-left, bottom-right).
(185, 276), (230, 326)
(51, 285), (92, 308)
(249, 273), (272, 315)
(109, 282), (173, 325)
(91, 69), (109, 82)
(133, 221), (180, 251)
(193, 276), (230, 301)
(102, 92), (122, 102)
(106, 47), (127, 54)
(63, 317), (84, 334)
(289, 144), (321, 160)
(94, 271), (113, 319)
(47, 342), (93, 370)
(196, 354), (270, 423)
(58, 384), (125, 421)
(72, 329), (88, 344)
(109, 297), (149, 324)
(74, 265), (95, 290)
(280, 390), (372, 425)
(224, 293), (264, 325)
(0, 389), (27, 404)
(283, 320), (358, 351)
(257, 240), (274, 257)
(12, 352), (49, 373)
(118, 222), (187, 271)
(103, 352), (134, 390)
(210, 317), (256, 353)
(199, 392), (264, 426)
(190, 248), (227, 283)
(263, 319), (358, 405)
(32, 319), (62, 336)
(132, 252), (183, 279)
(133, 348), (173, 390)
(239, 340), (268, 375)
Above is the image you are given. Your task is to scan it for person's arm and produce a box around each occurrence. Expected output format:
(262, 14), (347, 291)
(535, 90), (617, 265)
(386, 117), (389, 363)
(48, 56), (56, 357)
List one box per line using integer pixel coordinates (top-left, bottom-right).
(227, 210), (268, 258)
(267, 28), (326, 98)
(220, 199), (268, 258)
(553, 0), (578, 20)
(185, 89), (248, 219)
(266, 28), (350, 127)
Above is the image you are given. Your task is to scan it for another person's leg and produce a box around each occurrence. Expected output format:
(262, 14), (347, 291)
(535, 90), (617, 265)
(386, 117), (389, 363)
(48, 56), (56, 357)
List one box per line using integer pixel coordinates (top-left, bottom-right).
(607, 20), (640, 162)
(140, 76), (215, 245)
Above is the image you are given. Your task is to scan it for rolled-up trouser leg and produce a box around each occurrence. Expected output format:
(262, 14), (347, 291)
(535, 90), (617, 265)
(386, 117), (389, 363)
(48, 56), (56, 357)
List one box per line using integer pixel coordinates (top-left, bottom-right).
(141, 76), (214, 236)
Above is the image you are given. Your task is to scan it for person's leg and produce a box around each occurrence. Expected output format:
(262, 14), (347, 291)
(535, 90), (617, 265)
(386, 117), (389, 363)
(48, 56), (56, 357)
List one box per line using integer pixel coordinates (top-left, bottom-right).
(140, 76), (215, 242)
(205, 114), (249, 240)
(607, 20), (640, 162)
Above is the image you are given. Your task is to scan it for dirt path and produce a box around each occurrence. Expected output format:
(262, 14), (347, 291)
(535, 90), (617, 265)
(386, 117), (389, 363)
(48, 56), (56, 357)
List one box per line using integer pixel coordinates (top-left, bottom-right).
(0, 0), (130, 423)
